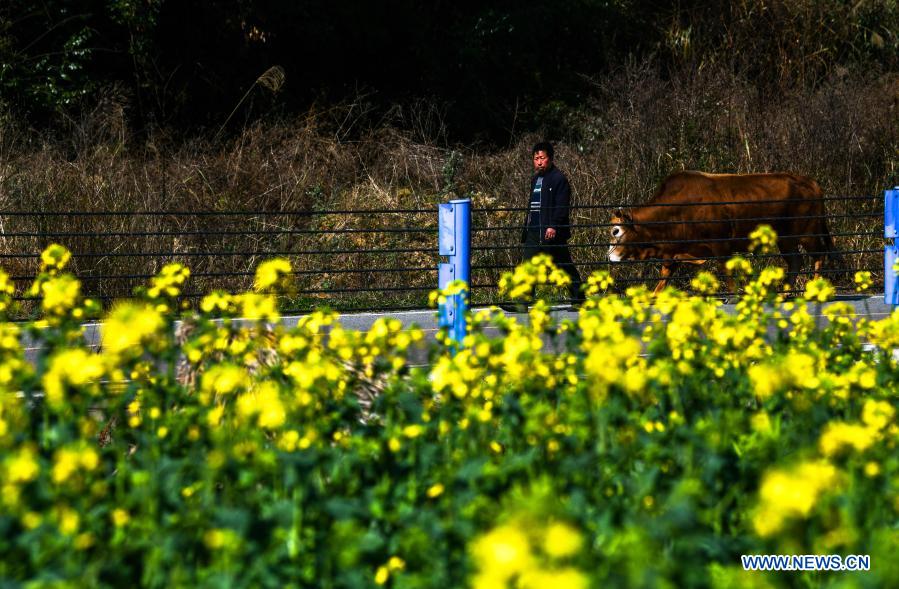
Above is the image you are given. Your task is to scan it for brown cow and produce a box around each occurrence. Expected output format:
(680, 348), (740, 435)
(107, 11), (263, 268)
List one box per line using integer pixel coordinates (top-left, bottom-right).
(607, 171), (840, 293)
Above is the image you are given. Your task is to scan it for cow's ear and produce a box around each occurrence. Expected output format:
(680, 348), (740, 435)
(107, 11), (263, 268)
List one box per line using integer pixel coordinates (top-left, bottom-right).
(612, 208), (633, 225)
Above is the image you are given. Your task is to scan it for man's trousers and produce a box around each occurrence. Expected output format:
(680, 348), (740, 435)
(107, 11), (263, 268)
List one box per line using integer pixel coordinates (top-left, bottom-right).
(523, 229), (584, 302)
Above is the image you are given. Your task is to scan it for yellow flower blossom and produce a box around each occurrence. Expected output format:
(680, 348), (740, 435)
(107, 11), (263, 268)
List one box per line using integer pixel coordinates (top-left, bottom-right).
(749, 224), (778, 254)
(57, 506), (80, 535)
(543, 522), (583, 559)
(861, 399), (894, 431)
(200, 291), (236, 315)
(471, 523), (533, 582)
(40, 244), (72, 271)
(519, 568), (589, 589)
(40, 275), (81, 316)
(819, 422), (878, 456)
(804, 278), (835, 303)
(374, 566), (390, 585)
(102, 302), (166, 357)
(690, 271), (719, 295)
(254, 258), (293, 293)
(147, 263), (190, 299)
(201, 364), (249, 399)
(111, 509), (130, 527)
(854, 271), (873, 293)
(42, 349), (106, 409)
(753, 460), (837, 537)
(6, 445), (40, 483)
(238, 293), (280, 322)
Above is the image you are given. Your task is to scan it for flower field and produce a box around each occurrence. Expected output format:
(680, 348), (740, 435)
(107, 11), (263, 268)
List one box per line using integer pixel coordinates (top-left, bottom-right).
(1, 237), (898, 588)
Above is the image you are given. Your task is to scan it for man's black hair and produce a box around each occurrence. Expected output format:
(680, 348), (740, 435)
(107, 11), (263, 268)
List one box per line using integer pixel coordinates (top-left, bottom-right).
(532, 141), (554, 160)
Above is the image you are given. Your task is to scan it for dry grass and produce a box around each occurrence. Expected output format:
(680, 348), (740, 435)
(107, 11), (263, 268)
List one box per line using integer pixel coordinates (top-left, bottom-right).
(0, 63), (896, 314)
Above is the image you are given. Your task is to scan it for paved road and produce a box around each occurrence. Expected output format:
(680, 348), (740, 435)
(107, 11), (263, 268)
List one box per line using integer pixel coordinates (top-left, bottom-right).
(21, 295), (895, 367)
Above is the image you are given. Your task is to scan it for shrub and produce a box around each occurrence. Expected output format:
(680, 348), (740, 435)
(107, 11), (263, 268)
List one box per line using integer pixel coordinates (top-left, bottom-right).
(0, 244), (898, 587)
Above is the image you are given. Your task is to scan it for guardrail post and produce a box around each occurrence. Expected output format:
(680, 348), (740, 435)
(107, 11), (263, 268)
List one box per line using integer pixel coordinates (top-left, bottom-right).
(885, 187), (899, 306)
(438, 198), (471, 347)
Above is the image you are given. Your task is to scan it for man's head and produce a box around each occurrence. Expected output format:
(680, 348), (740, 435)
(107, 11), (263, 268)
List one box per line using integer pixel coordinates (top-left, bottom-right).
(532, 142), (554, 175)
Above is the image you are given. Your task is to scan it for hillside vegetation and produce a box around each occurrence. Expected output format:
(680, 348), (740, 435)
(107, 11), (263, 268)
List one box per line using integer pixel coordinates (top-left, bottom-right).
(0, 2), (897, 308)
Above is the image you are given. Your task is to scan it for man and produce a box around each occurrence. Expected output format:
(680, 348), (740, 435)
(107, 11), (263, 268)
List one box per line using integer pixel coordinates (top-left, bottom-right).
(519, 141), (584, 307)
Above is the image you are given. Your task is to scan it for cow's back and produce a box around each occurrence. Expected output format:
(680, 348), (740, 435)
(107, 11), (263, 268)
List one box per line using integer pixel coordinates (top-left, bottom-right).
(634, 171), (826, 255)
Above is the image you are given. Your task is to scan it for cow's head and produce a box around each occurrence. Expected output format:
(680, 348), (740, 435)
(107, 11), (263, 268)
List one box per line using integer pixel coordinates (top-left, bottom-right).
(608, 209), (636, 263)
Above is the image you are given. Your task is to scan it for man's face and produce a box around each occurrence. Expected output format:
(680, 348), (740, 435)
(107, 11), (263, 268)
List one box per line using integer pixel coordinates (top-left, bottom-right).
(533, 150), (551, 174)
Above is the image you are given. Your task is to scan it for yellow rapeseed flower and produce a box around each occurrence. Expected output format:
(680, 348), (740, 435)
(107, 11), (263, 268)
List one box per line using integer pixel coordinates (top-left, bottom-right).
(819, 422), (877, 456)
(201, 364), (249, 400)
(147, 263), (190, 299)
(690, 271), (720, 295)
(6, 445), (40, 483)
(402, 424), (424, 439)
(111, 509), (130, 527)
(57, 506), (80, 535)
(748, 363), (781, 399)
(864, 462), (881, 477)
(51, 448), (80, 484)
(42, 348), (106, 409)
(584, 270), (614, 296)
(254, 258), (293, 293)
(854, 271), (873, 293)
(749, 224), (778, 254)
(725, 256), (753, 277)
(471, 523), (533, 582)
(40, 244), (72, 271)
(861, 399), (894, 431)
(238, 293), (280, 322)
(374, 566), (390, 585)
(519, 568), (589, 589)
(804, 278), (835, 303)
(543, 522), (583, 559)
(40, 275), (81, 316)
(753, 460), (837, 537)
(102, 302), (165, 357)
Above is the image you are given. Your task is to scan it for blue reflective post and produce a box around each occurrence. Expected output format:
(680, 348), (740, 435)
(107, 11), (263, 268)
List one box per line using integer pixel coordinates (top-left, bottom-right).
(885, 187), (899, 306)
(438, 199), (471, 346)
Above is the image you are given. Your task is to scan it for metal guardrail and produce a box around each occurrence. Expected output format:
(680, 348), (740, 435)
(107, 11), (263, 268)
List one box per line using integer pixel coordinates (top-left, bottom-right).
(0, 190), (893, 321)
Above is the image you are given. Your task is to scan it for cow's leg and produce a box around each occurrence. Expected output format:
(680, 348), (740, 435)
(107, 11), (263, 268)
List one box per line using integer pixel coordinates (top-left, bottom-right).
(652, 254), (708, 295)
(670, 253), (709, 293)
(799, 233), (827, 278)
(672, 253), (707, 266)
(653, 263), (674, 294)
(778, 237), (802, 290)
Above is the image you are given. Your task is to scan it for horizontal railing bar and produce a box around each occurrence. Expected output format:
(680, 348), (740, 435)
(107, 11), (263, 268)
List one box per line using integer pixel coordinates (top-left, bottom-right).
(473, 195), (880, 213)
(0, 207), (437, 217)
(0, 247), (439, 259)
(7, 266), (439, 282)
(0, 213), (872, 238)
(13, 284), (434, 301)
(0, 195), (876, 218)
(471, 212), (880, 232)
(470, 248), (881, 271)
(471, 230), (880, 251)
(282, 303), (433, 314)
(0, 227), (438, 238)
(469, 266), (880, 289)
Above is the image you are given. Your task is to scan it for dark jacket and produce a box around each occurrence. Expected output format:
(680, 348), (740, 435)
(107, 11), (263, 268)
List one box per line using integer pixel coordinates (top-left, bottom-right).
(521, 165), (572, 244)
